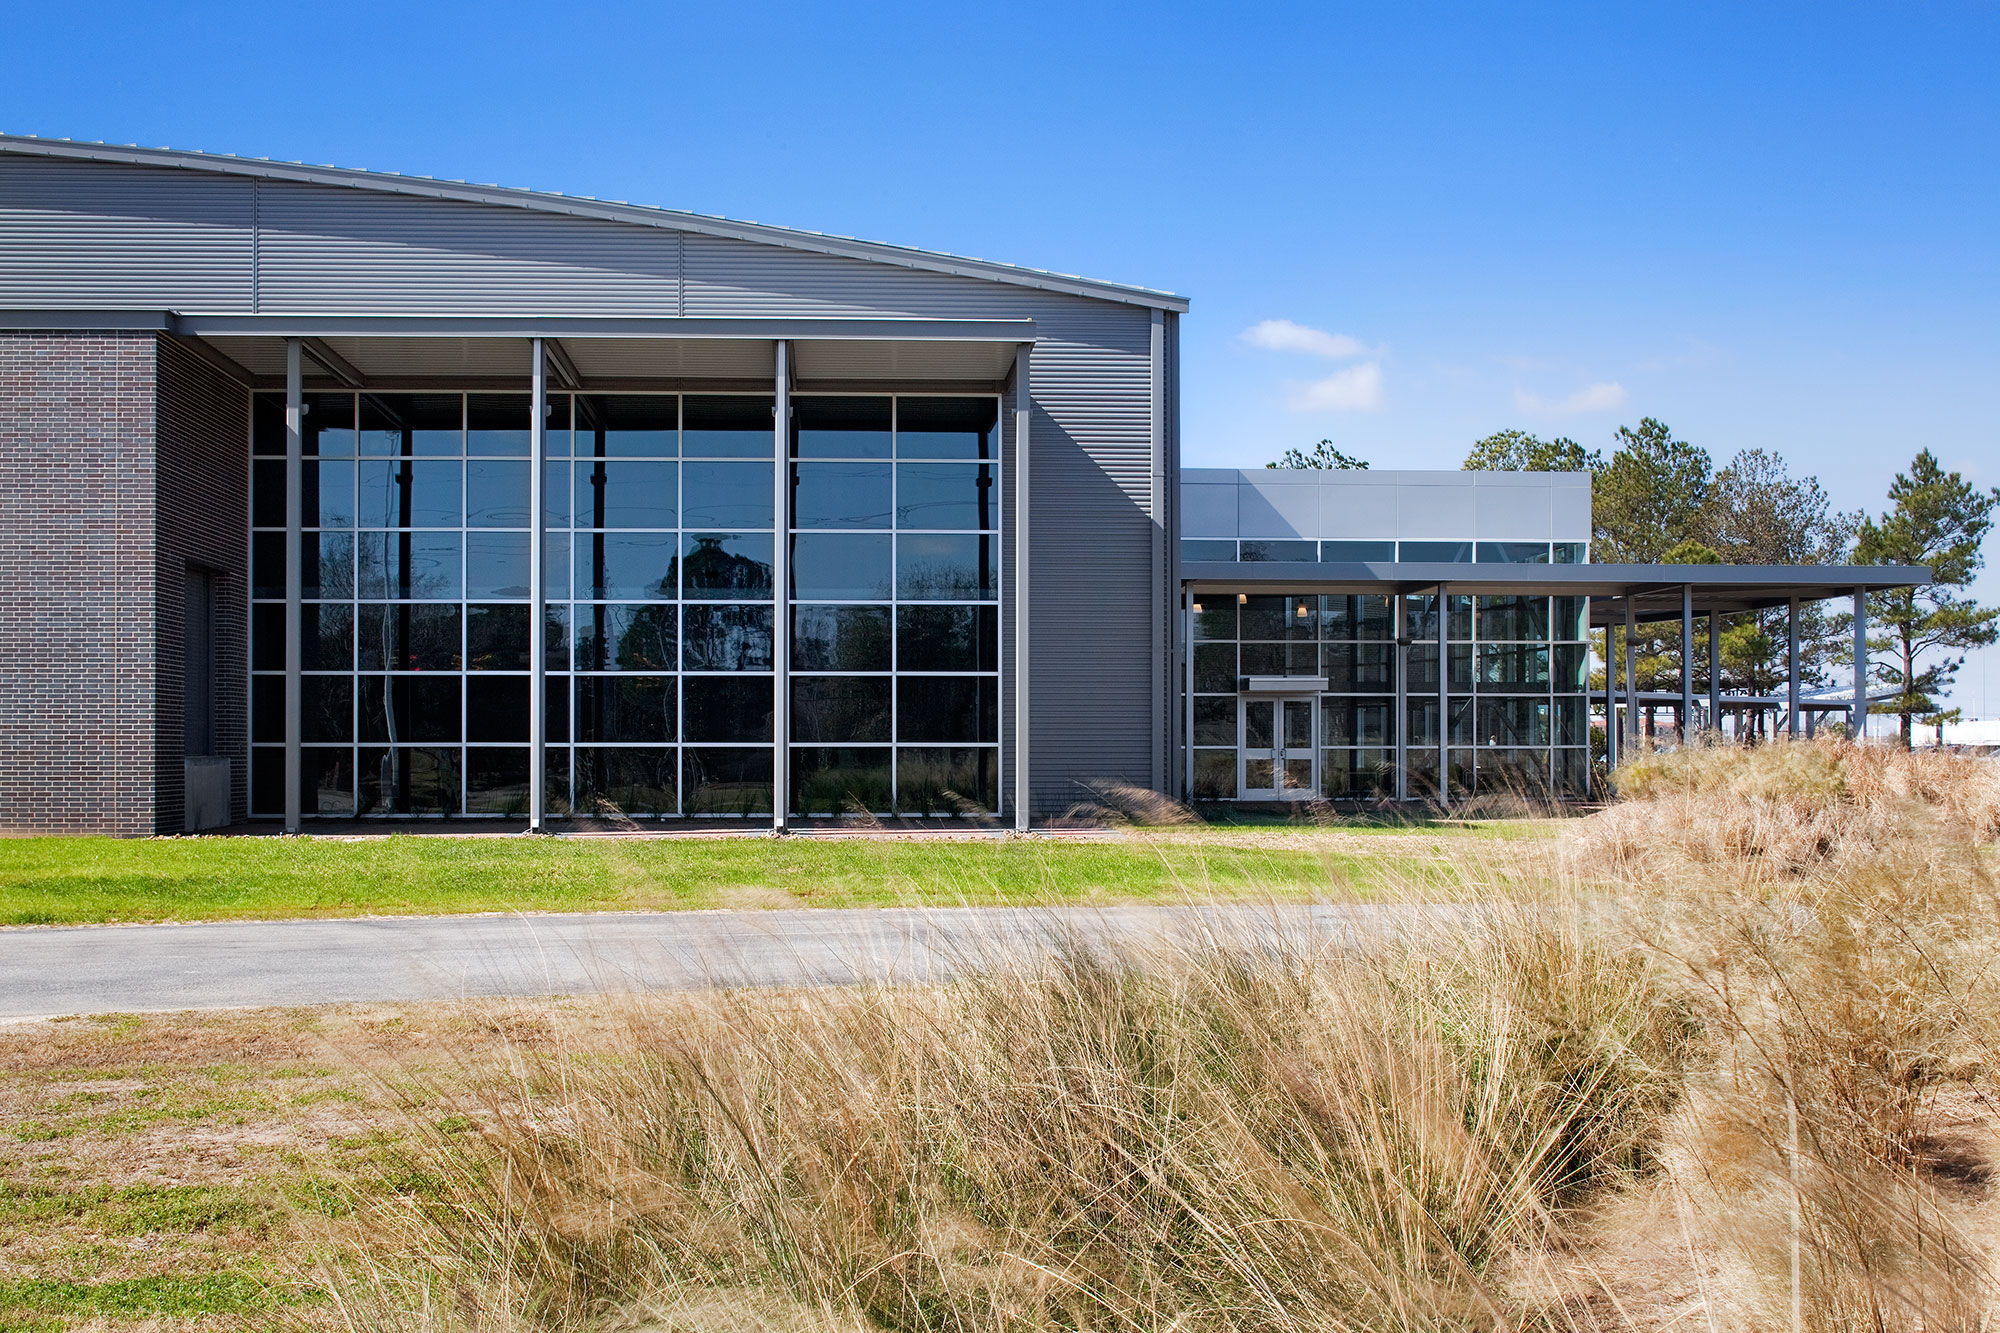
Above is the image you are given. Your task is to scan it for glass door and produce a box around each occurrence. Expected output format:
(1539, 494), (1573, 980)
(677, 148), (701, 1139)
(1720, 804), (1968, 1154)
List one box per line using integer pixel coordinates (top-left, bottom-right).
(1239, 696), (1319, 800)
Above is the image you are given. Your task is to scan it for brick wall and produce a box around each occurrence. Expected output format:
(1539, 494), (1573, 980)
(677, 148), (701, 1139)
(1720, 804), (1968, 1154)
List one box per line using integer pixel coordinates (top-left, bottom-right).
(154, 336), (250, 832)
(0, 331), (159, 834)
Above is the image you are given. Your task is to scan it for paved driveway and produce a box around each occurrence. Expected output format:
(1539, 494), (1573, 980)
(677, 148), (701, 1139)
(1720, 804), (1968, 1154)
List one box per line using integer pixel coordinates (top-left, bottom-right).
(0, 904), (1440, 1019)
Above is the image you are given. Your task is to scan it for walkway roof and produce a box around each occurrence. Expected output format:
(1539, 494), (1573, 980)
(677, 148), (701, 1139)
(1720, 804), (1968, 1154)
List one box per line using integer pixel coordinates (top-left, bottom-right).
(1180, 561), (1931, 626)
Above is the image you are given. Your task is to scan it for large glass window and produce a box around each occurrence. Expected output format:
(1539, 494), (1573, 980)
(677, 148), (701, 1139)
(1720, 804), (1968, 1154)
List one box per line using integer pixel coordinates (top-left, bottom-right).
(1189, 587), (1589, 801)
(788, 396), (1001, 817)
(251, 391), (777, 819)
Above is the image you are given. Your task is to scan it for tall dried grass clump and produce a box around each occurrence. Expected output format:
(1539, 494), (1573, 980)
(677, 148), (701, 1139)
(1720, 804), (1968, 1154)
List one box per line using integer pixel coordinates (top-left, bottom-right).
(317, 740), (2000, 1331)
(321, 911), (1691, 1332)
(1574, 738), (2000, 1329)
(1576, 736), (2000, 880)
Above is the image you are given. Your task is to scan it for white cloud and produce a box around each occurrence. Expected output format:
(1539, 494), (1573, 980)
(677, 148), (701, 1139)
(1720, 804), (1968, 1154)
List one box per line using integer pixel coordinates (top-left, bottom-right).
(1288, 362), (1385, 413)
(1513, 381), (1628, 416)
(1241, 319), (1373, 359)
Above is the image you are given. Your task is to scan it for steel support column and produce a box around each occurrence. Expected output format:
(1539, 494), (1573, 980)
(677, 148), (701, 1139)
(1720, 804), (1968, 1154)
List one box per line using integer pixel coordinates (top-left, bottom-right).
(1623, 599), (1638, 752)
(1605, 614), (1618, 772)
(1394, 593), (1409, 801)
(1013, 345), (1032, 832)
(1581, 597), (1594, 799)
(1681, 584), (1695, 745)
(1436, 583), (1449, 808)
(772, 341), (791, 830)
(282, 340), (302, 833)
(1183, 591), (1195, 800)
(1852, 587), (1868, 739)
(527, 339), (547, 832)
(1708, 610), (1721, 738)
(1787, 596), (1801, 737)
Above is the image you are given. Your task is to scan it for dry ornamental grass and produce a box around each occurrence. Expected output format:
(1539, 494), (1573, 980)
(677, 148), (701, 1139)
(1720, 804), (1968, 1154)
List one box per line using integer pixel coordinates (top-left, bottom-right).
(6, 738), (1998, 1332)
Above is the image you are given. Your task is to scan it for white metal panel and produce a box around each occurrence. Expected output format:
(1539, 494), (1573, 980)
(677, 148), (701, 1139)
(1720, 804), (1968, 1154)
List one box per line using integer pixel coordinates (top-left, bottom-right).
(1318, 473), (1400, 539)
(1396, 483), (1479, 538)
(1473, 477), (1554, 539)
(1180, 483), (1237, 536)
(1236, 479), (1317, 538)
(1551, 476), (1593, 540)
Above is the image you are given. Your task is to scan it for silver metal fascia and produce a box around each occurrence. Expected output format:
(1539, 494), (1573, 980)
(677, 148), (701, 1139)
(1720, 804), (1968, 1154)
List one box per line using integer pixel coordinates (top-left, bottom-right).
(169, 315), (1038, 341)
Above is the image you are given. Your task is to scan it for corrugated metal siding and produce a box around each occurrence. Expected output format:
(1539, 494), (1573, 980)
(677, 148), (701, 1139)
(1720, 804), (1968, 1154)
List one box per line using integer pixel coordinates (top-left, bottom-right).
(256, 181), (683, 314)
(1023, 301), (1159, 814)
(0, 159), (252, 309)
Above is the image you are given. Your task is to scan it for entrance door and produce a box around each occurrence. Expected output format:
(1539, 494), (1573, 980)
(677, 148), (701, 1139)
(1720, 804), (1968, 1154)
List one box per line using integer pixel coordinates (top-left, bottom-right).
(1239, 696), (1319, 800)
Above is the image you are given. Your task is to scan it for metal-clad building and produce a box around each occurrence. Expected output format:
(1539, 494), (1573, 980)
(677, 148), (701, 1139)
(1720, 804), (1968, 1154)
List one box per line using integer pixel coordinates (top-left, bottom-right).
(0, 137), (1929, 834)
(0, 136), (1181, 833)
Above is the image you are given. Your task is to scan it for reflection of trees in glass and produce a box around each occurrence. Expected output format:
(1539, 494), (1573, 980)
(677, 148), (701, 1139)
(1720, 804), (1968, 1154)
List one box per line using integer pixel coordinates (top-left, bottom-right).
(362, 605), (459, 671)
(579, 605), (676, 672)
(620, 605), (679, 670)
(683, 605), (771, 671)
(898, 560), (986, 600)
(313, 535), (356, 598)
(797, 607), (890, 671)
(681, 535), (772, 598)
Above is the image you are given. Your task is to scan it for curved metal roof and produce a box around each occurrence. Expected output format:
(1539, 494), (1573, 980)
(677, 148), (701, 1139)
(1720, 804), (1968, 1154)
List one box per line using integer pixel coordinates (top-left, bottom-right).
(0, 134), (1188, 313)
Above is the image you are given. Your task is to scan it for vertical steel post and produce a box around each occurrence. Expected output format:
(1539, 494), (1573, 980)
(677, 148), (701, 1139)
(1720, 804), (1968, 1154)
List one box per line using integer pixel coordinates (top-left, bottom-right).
(1436, 584), (1449, 808)
(1605, 616), (1618, 770)
(528, 339), (547, 832)
(1681, 584), (1695, 745)
(1623, 599), (1638, 753)
(1394, 593), (1408, 801)
(772, 341), (791, 830)
(283, 340), (302, 833)
(1787, 596), (1801, 737)
(1183, 591), (1195, 800)
(1013, 345), (1032, 831)
(1852, 587), (1868, 740)
(1581, 597), (1594, 800)
(1708, 609), (1721, 738)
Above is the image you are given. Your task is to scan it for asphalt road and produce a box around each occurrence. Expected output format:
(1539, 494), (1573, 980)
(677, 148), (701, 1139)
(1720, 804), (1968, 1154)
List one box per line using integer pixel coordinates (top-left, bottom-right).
(0, 904), (1441, 1020)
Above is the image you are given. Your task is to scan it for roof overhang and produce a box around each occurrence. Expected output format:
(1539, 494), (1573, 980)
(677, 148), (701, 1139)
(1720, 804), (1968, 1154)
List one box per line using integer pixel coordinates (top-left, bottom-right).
(0, 311), (1034, 390)
(1181, 561), (1931, 623)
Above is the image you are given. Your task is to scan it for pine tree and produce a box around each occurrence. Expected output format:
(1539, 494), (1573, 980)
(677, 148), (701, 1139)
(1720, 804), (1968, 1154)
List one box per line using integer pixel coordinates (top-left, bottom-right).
(1853, 450), (2000, 746)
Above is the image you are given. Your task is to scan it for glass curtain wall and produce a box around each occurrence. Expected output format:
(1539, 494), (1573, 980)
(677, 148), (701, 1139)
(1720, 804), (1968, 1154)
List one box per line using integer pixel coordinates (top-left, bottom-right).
(1187, 593), (1396, 799)
(1189, 590), (1589, 801)
(250, 391), (778, 819)
(1405, 592), (1590, 795)
(788, 396), (1000, 818)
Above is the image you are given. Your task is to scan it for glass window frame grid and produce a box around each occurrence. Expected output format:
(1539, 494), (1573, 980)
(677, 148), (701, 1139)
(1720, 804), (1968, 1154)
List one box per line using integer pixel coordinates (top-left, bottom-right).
(252, 391), (542, 819)
(252, 388), (1002, 822)
(1188, 589), (1591, 800)
(252, 389), (784, 821)
(560, 391), (776, 819)
(786, 394), (1003, 817)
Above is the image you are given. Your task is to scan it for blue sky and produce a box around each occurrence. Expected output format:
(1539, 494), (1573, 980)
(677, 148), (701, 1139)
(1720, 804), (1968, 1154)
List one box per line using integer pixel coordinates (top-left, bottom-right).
(7, 1), (1998, 714)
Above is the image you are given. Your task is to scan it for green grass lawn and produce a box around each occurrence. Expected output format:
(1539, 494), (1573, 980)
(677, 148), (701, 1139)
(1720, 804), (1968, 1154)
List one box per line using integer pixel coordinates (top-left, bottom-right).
(0, 822), (1552, 926)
